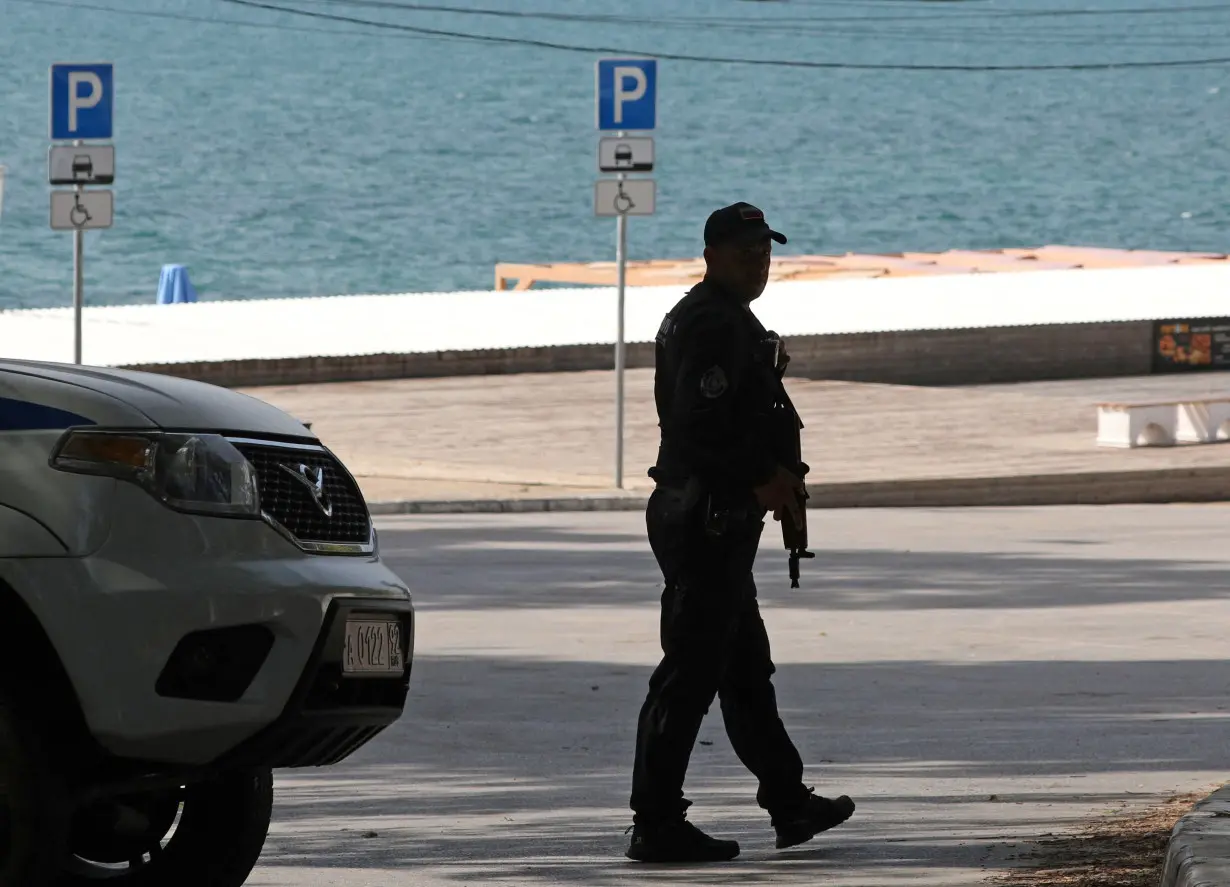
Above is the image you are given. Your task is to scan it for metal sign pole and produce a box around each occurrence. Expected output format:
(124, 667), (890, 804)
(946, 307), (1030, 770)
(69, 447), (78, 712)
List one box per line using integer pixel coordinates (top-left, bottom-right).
(614, 131), (627, 490)
(50, 63), (116, 366)
(596, 60), (656, 491)
(72, 139), (84, 365)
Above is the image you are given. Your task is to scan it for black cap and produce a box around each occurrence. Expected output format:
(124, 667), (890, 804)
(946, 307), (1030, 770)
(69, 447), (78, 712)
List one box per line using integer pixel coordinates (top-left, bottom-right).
(703, 202), (787, 248)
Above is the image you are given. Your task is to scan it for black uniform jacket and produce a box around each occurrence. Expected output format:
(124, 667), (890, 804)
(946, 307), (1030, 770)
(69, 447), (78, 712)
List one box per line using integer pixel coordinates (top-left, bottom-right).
(648, 278), (786, 497)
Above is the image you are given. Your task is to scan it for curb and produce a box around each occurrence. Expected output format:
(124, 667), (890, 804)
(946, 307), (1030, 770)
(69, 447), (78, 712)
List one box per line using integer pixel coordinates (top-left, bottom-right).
(808, 465), (1230, 509)
(366, 466), (1230, 515)
(1162, 783), (1230, 887)
(368, 495), (651, 515)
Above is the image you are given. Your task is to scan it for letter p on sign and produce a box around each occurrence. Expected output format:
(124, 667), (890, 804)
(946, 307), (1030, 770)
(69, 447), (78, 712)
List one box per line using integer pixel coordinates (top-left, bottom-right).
(68, 72), (103, 132)
(613, 67), (647, 125)
(596, 58), (656, 131)
(50, 63), (114, 141)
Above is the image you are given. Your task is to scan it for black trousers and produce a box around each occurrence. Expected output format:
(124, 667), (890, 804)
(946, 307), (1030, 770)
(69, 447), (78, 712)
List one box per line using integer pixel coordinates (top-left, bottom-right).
(630, 486), (808, 824)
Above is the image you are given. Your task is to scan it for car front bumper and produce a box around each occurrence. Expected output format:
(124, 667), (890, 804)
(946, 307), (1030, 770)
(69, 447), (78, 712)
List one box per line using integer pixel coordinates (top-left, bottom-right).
(3, 484), (415, 768)
(211, 594), (414, 771)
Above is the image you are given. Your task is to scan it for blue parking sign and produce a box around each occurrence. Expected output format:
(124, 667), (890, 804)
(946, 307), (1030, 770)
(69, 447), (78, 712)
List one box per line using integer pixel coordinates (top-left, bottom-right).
(596, 59), (656, 131)
(50, 63), (114, 140)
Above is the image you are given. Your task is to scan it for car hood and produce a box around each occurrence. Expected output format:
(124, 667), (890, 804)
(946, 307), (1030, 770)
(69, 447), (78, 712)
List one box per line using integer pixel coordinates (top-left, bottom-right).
(0, 360), (315, 438)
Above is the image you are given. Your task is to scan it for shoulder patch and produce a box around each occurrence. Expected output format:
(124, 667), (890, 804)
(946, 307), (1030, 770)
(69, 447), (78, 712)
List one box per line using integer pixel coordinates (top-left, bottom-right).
(699, 365), (729, 399)
(655, 313), (673, 346)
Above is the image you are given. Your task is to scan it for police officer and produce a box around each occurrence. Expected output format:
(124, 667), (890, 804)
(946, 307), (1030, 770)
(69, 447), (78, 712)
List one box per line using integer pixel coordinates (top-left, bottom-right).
(625, 203), (855, 863)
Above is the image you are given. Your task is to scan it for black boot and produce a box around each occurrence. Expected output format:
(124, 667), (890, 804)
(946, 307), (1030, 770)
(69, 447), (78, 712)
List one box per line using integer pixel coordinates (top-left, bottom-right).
(771, 789), (856, 849)
(625, 817), (740, 863)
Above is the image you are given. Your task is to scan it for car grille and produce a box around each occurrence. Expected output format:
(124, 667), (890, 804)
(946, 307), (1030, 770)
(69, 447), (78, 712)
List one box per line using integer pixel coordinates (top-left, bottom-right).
(232, 442), (371, 550)
(266, 724), (389, 768)
(304, 666), (410, 711)
(219, 721), (391, 769)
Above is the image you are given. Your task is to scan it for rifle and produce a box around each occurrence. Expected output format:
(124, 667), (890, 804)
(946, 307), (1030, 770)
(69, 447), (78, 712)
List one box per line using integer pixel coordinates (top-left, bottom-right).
(764, 334), (815, 588)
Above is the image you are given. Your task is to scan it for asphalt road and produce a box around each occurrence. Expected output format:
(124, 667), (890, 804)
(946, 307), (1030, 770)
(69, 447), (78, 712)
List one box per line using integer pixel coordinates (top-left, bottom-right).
(249, 505), (1230, 886)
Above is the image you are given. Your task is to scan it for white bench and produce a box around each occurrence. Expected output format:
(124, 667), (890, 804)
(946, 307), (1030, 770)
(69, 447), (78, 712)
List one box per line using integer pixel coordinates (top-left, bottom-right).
(1097, 398), (1230, 448)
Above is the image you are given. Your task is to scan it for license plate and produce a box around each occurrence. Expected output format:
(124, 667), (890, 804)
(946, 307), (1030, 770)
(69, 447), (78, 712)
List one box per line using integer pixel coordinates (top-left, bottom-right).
(343, 618), (405, 676)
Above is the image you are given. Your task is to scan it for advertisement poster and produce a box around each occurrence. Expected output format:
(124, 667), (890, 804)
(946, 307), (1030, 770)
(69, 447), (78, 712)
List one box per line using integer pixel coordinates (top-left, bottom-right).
(1152, 318), (1230, 373)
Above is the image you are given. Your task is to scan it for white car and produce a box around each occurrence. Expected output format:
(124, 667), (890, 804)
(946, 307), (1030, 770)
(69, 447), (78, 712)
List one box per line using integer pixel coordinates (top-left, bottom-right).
(0, 359), (415, 887)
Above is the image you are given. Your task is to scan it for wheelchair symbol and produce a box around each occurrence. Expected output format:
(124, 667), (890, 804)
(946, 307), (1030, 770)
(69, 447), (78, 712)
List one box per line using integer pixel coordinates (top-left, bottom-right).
(69, 193), (93, 228)
(613, 182), (635, 215)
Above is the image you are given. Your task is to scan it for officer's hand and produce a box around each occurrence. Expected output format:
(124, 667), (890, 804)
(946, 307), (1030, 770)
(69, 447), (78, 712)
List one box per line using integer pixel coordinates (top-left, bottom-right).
(776, 497), (804, 531)
(755, 465), (804, 526)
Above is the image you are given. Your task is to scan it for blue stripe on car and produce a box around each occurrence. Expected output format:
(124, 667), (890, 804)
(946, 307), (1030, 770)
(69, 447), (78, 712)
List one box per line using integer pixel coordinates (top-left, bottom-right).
(0, 396), (95, 431)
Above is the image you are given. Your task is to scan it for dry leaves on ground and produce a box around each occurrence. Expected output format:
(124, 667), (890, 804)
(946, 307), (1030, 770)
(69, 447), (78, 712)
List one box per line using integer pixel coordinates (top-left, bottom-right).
(991, 791), (1206, 887)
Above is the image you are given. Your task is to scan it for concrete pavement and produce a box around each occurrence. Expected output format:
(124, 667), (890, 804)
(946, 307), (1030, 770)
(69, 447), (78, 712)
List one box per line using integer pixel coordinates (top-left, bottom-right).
(239, 369), (1230, 509)
(247, 505), (1229, 885)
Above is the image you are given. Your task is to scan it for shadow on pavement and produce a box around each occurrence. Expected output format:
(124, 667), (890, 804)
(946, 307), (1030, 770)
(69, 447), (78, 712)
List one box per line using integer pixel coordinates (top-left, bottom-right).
(256, 652), (1230, 884)
(377, 521), (1230, 612)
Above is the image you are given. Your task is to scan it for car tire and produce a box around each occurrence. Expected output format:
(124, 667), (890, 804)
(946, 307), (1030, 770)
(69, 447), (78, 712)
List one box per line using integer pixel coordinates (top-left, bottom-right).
(58, 768), (274, 887)
(0, 695), (71, 887)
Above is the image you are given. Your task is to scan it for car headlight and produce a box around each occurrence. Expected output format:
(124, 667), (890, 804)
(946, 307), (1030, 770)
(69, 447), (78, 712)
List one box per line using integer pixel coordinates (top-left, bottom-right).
(50, 430), (261, 518)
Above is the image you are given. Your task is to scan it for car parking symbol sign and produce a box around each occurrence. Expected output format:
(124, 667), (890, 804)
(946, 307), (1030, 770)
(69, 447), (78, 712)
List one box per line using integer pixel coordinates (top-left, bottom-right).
(50, 63), (114, 140)
(596, 59), (656, 131)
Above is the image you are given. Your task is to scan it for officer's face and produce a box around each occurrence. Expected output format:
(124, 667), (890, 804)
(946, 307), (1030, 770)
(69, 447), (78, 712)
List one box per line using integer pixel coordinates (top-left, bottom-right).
(710, 237), (773, 302)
